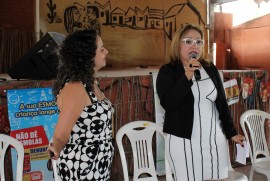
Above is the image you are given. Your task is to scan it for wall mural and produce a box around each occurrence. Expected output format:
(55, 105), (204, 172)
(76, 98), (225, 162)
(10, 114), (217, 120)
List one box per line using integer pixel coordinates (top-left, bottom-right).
(40, 0), (207, 68)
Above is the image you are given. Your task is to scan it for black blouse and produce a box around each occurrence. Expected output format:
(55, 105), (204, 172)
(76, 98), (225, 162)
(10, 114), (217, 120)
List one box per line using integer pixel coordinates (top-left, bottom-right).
(156, 61), (237, 139)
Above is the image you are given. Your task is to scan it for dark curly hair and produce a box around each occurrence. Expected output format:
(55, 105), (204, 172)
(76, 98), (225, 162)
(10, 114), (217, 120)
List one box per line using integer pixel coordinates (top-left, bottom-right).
(52, 29), (97, 97)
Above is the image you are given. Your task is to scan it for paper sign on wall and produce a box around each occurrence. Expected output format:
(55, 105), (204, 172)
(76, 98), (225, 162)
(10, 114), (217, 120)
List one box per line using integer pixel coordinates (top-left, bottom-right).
(223, 79), (240, 105)
(7, 87), (59, 181)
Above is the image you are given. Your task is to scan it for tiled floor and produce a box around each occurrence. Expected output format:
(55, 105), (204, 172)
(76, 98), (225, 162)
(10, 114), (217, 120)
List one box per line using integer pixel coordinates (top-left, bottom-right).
(156, 163), (268, 181)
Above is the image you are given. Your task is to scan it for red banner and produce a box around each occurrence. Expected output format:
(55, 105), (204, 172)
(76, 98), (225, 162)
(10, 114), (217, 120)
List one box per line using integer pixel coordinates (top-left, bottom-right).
(10, 125), (49, 149)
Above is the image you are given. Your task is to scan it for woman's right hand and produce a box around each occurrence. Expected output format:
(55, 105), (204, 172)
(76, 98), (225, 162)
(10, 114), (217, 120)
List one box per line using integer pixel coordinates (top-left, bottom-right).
(47, 142), (59, 160)
(185, 60), (201, 80)
(185, 68), (194, 80)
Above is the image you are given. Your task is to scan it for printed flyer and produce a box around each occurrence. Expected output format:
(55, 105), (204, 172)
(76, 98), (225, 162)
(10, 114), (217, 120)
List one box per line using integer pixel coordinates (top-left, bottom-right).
(223, 79), (240, 105)
(7, 87), (59, 181)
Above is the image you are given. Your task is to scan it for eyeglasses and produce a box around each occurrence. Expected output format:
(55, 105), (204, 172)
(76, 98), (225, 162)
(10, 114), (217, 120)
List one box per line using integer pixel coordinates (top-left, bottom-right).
(182, 38), (204, 47)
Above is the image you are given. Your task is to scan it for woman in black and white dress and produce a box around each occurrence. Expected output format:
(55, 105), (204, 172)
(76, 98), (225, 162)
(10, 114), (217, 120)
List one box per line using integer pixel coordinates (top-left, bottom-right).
(156, 23), (245, 181)
(47, 29), (114, 181)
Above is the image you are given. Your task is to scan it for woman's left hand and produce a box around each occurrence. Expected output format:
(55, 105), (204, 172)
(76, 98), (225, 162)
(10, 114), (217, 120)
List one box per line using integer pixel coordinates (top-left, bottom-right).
(231, 134), (245, 147)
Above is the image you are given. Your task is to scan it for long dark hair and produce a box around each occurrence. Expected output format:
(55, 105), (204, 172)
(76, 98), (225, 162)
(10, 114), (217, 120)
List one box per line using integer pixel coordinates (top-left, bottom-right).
(52, 29), (97, 97)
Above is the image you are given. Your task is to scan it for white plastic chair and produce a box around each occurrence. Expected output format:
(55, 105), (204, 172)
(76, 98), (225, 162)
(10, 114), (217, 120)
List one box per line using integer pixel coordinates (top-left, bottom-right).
(52, 157), (60, 181)
(228, 157), (248, 181)
(240, 109), (270, 181)
(0, 133), (24, 181)
(228, 142), (248, 181)
(116, 120), (174, 181)
(49, 139), (61, 181)
(228, 163), (248, 181)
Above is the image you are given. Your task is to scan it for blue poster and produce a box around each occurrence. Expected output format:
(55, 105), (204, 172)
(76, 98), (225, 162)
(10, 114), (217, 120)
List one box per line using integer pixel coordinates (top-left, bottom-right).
(7, 87), (59, 181)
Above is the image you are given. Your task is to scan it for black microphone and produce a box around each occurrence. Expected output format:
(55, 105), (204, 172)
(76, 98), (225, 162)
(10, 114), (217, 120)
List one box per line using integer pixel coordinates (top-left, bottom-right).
(189, 52), (201, 80)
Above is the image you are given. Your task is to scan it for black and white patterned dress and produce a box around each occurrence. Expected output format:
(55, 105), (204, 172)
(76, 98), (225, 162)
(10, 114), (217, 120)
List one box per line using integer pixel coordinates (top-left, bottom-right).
(166, 67), (228, 181)
(58, 91), (114, 181)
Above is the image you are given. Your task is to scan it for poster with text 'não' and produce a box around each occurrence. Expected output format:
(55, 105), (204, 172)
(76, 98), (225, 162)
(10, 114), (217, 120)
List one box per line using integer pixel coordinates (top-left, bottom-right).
(7, 87), (59, 181)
